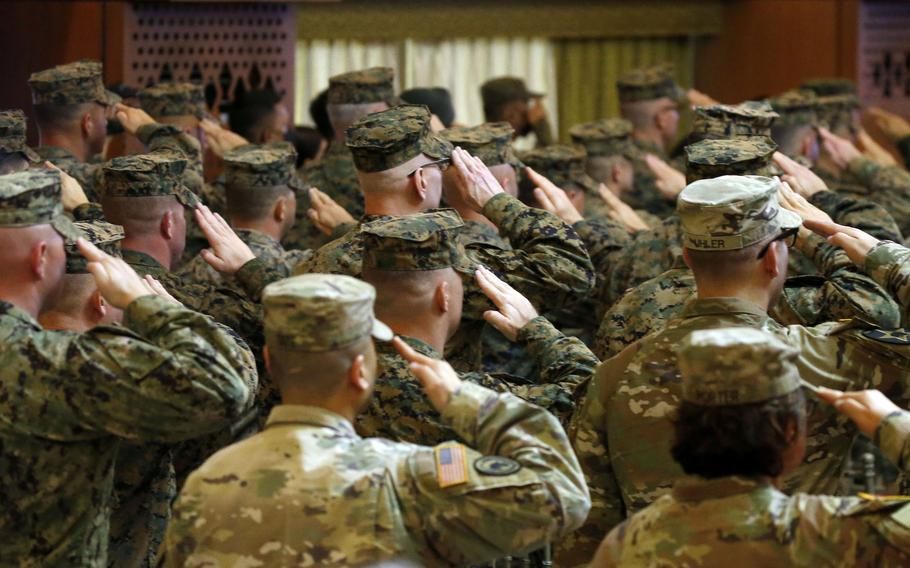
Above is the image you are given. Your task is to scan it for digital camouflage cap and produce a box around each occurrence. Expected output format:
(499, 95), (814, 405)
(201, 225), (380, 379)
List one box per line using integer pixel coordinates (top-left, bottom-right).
(262, 273), (393, 352)
(678, 327), (809, 406)
(224, 141), (304, 191)
(28, 60), (121, 106)
(691, 101), (779, 141)
(684, 136), (781, 183)
(767, 90), (819, 127)
(65, 219), (124, 274)
(481, 77), (544, 111)
(138, 82), (206, 119)
(520, 144), (598, 194)
(616, 65), (685, 104)
(677, 174), (801, 251)
(102, 153), (199, 207)
(0, 169), (82, 241)
(0, 109), (40, 163)
(800, 77), (857, 97)
(346, 104), (453, 173)
(361, 209), (474, 273)
(569, 118), (637, 158)
(327, 67), (396, 105)
(441, 122), (522, 168)
(814, 93), (860, 132)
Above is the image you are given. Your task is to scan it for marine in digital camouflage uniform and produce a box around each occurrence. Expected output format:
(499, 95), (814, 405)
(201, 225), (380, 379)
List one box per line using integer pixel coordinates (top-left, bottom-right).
(595, 327), (910, 568)
(164, 273), (590, 567)
(481, 76), (554, 148)
(0, 109), (41, 172)
(0, 169), (256, 567)
(562, 175), (910, 565)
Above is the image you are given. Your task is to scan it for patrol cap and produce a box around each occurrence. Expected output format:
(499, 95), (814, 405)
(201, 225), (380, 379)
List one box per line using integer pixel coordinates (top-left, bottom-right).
(327, 67), (396, 105)
(0, 169), (82, 241)
(65, 219), (124, 274)
(569, 118), (637, 158)
(691, 101), (779, 141)
(520, 144), (598, 194)
(481, 77), (543, 110)
(800, 77), (857, 97)
(679, 327), (814, 406)
(361, 209), (474, 273)
(815, 94), (860, 132)
(346, 104), (453, 173)
(401, 87), (455, 127)
(616, 65), (686, 104)
(28, 60), (121, 106)
(224, 141), (304, 191)
(138, 82), (206, 119)
(0, 109), (40, 163)
(262, 274), (393, 352)
(684, 136), (781, 183)
(102, 153), (200, 208)
(678, 175), (801, 251)
(441, 122), (522, 168)
(767, 90), (819, 127)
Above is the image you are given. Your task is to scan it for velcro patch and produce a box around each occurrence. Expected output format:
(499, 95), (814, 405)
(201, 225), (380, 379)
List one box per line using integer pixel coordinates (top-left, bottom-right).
(862, 329), (910, 345)
(474, 456), (521, 476)
(435, 444), (468, 488)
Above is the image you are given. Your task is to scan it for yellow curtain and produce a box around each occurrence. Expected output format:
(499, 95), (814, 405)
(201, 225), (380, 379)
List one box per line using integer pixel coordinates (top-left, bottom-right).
(554, 37), (695, 141)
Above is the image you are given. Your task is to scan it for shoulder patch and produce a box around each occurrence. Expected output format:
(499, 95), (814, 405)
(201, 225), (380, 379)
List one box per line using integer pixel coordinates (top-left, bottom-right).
(862, 329), (910, 345)
(474, 456), (521, 476)
(435, 444), (468, 488)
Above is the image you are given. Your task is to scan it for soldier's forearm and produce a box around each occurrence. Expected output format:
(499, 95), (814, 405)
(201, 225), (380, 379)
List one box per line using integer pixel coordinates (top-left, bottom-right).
(810, 190), (902, 242)
(876, 411), (910, 473)
(519, 316), (599, 387)
(865, 241), (910, 311)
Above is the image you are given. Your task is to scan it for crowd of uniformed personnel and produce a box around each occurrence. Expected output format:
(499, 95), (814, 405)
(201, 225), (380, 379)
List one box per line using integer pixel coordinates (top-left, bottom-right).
(6, 55), (910, 567)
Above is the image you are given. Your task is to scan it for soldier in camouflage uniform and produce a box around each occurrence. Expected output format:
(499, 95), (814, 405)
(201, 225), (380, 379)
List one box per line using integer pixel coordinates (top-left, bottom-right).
(284, 67), (395, 252)
(562, 174), (910, 565)
(0, 169), (256, 567)
(594, 327), (910, 567)
(481, 76), (554, 148)
(0, 109), (41, 174)
(164, 273), (590, 567)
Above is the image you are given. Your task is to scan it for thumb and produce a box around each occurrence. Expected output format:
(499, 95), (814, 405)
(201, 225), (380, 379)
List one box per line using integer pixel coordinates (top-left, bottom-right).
(483, 310), (513, 334)
(833, 397), (866, 419)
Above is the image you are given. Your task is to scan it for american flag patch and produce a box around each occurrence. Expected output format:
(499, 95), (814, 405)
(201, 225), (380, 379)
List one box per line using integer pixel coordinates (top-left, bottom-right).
(435, 444), (468, 488)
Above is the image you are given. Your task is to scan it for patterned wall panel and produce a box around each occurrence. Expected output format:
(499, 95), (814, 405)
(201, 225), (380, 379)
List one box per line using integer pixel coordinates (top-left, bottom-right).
(121, 2), (296, 117)
(859, 2), (910, 115)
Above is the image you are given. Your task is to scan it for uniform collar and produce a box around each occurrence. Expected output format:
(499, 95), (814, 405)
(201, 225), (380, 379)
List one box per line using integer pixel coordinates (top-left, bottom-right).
(377, 334), (440, 359)
(326, 140), (352, 157)
(0, 300), (42, 330)
(672, 475), (778, 502)
(35, 145), (78, 161)
(264, 404), (358, 437)
(681, 296), (768, 319)
(121, 248), (167, 272)
(235, 228), (281, 249)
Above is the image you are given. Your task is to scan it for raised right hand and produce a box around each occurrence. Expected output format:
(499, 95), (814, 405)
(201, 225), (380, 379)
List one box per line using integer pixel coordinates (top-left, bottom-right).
(393, 336), (462, 412)
(78, 238), (153, 309)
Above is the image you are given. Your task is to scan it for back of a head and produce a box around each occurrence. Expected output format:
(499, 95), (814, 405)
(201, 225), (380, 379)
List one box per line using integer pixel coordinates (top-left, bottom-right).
(28, 60), (120, 133)
(223, 141), (300, 222)
(228, 89), (282, 142)
(401, 87), (455, 128)
(767, 90), (819, 156)
(616, 65), (684, 128)
(287, 126), (325, 168)
(327, 67), (395, 133)
(569, 118), (636, 182)
(481, 76), (538, 122)
(138, 81), (206, 123)
(309, 89), (333, 140)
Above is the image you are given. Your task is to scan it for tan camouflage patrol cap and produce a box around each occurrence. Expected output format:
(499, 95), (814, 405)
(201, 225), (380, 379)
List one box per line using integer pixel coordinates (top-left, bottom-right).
(520, 144), (598, 194)
(800, 77), (857, 97)
(327, 67), (396, 105)
(678, 175), (801, 251)
(569, 118), (637, 158)
(691, 101), (779, 141)
(102, 153), (200, 208)
(440, 122), (522, 168)
(262, 274), (393, 352)
(346, 104), (453, 173)
(224, 141), (305, 191)
(28, 60), (121, 106)
(616, 65), (686, 104)
(0, 169), (82, 241)
(65, 219), (124, 274)
(0, 110), (40, 163)
(361, 209), (475, 273)
(678, 327), (815, 406)
(138, 82), (206, 119)
(767, 90), (819, 127)
(684, 136), (781, 183)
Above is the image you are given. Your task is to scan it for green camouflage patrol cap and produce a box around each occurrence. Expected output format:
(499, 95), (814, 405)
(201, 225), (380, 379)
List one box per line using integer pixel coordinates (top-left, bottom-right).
(480, 77), (544, 110)
(138, 82), (206, 119)
(0, 110), (40, 163)
(815, 93), (860, 132)
(684, 136), (782, 183)
(679, 327), (814, 406)
(102, 153), (200, 208)
(346, 104), (453, 173)
(327, 67), (396, 105)
(262, 274), (393, 352)
(0, 169), (82, 241)
(65, 219), (124, 274)
(692, 102), (779, 141)
(678, 175), (801, 251)
(767, 90), (819, 127)
(361, 209), (475, 273)
(569, 118), (637, 158)
(616, 65), (686, 104)
(800, 77), (857, 97)
(440, 122), (522, 168)
(224, 141), (305, 191)
(28, 60), (121, 106)
(520, 144), (598, 194)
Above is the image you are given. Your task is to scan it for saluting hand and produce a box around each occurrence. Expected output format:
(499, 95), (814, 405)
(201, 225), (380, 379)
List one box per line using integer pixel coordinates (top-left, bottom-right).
(528, 166), (583, 224)
(802, 218), (880, 267)
(195, 204), (256, 275)
(113, 103), (155, 135)
(773, 152), (828, 197)
(393, 336), (462, 412)
(450, 146), (504, 212)
(596, 183), (650, 233)
(44, 162), (88, 212)
(307, 187), (355, 236)
(77, 238), (153, 309)
(645, 154), (686, 201)
(475, 266), (539, 342)
(816, 387), (902, 438)
(819, 127), (862, 172)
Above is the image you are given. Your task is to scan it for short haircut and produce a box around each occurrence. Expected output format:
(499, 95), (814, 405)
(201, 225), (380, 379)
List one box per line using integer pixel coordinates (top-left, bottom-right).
(228, 89), (280, 141)
(42, 273), (96, 314)
(362, 264), (455, 320)
(286, 126), (324, 168)
(620, 99), (665, 131)
(684, 238), (767, 281)
(100, 194), (182, 235)
(269, 335), (373, 401)
(226, 184), (292, 222)
(327, 102), (386, 134)
(586, 154), (630, 184)
(770, 123), (815, 156)
(309, 89), (333, 140)
(33, 102), (93, 132)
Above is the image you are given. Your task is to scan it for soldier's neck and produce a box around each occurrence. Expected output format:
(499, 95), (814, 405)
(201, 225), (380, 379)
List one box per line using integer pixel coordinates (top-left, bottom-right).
(37, 310), (92, 333)
(380, 315), (448, 355)
(231, 217), (281, 242)
(363, 194), (422, 217)
(121, 236), (175, 272)
(632, 128), (666, 153)
(39, 130), (91, 163)
(695, 285), (772, 312)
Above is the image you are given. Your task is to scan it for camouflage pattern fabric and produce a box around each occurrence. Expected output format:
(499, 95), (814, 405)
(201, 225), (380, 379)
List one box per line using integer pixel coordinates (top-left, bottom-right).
(841, 156), (910, 238)
(0, 109), (40, 162)
(327, 66), (395, 105)
(626, 138), (677, 217)
(520, 144), (599, 195)
(138, 82), (206, 119)
(767, 89), (819, 126)
(0, 169), (82, 240)
(683, 137), (781, 183)
(480, 77), (543, 111)
(569, 118), (637, 159)
(28, 59), (120, 106)
(690, 101), (778, 141)
(801, 77), (858, 97)
(164, 381), (590, 567)
(865, 240), (910, 323)
(878, 411), (910, 474)
(102, 152), (199, 207)
(65, 218), (123, 273)
(360, 209), (473, 272)
(441, 122), (523, 168)
(346, 105), (453, 173)
(616, 64), (685, 104)
(459, 219), (509, 248)
(816, 93), (860, 133)
(224, 141), (303, 190)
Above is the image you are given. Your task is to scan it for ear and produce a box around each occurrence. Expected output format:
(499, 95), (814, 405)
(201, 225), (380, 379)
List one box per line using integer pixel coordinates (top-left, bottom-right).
(434, 280), (451, 314)
(762, 241), (784, 278)
(273, 195), (288, 223)
(611, 163), (623, 184)
(263, 345), (272, 376)
(347, 354), (369, 391)
(411, 169), (428, 201)
(29, 240), (50, 280)
(160, 209), (175, 240)
(81, 111), (95, 139)
(801, 133), (816, 159)
(90, 289), (107, 321)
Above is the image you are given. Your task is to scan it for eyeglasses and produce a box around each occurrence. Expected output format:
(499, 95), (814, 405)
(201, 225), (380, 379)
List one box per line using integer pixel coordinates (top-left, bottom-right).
(756, 226), (799, 259)
(407, 157), (451, 177)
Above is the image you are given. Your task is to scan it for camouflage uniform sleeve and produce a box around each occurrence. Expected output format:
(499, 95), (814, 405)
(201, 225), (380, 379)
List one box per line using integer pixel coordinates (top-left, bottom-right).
(571, 217), (633, 276)
(847, 156), (910, 235)
(877, 411), (910, 474)
(396, 382), (590, 565)
(233, 257), (289, 303)
(810, 189), (902, 241)
(71, 201), (106, 222)
(865, 241), (910, 316)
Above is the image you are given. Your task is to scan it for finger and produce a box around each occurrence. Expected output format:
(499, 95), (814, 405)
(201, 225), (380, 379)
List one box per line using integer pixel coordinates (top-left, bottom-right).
(802, 218), (849, 238)
(77, 238), (110, 262)
(832, 397), (867, 418)
(814, 386), (845, 404)
(482, 310), (513, 334)
(828, 232), (859, 251)
(533, 187), (555, 211)
(479, 265), (514, 295)
(85, 260), (111, 286)
(393, 336), (438, 367)
(199, 248), (226, 271)
(475, 269), (507, 308)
